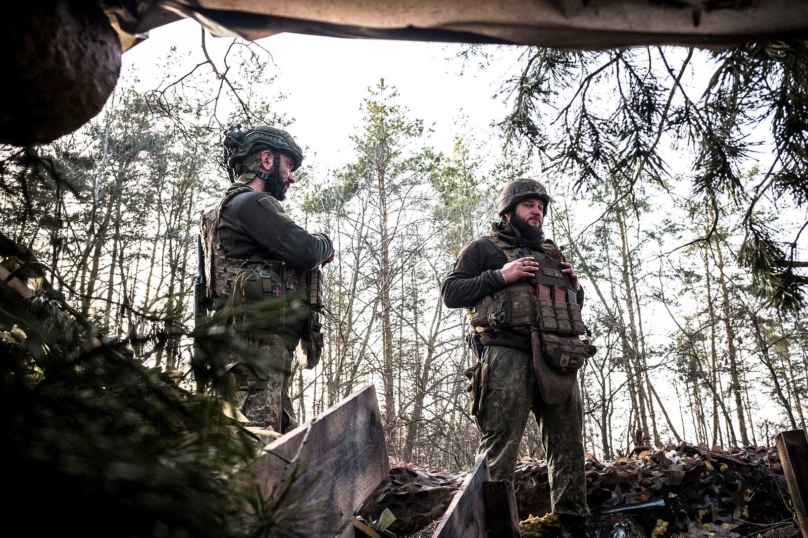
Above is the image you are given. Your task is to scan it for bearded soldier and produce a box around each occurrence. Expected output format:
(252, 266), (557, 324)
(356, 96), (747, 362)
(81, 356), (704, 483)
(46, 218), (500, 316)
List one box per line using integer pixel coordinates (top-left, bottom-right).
(197, 125), (333, 434)
(441, 179), (594, 530)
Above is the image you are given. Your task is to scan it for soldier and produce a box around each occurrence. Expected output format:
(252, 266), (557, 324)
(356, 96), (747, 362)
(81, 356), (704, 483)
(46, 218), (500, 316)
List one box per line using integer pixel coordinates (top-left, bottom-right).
(441, 178), (593, 531)
(198, 125), (333, 434)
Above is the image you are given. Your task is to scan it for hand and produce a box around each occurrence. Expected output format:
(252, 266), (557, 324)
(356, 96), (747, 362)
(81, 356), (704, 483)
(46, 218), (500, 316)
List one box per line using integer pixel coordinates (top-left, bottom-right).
(560, 261), (580, 290)
(501, 256), (539, 283)
(323, 251), (335, 265)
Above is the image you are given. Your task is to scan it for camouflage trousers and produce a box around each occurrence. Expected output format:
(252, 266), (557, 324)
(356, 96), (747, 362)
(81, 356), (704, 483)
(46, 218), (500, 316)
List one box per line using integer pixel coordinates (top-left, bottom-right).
(228, 337), (298, 434)
(475, 345), (590, 517)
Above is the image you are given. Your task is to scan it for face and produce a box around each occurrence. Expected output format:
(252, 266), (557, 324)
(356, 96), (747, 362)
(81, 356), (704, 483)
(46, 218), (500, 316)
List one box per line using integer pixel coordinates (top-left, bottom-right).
(261, 150), (296, 198)
(508, 198), (544, 230)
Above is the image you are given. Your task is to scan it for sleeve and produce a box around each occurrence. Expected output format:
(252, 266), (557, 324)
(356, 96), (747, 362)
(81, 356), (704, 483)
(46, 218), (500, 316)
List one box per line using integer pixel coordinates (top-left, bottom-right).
(237, 193), (334, 271)
(440, 239), (507, 309)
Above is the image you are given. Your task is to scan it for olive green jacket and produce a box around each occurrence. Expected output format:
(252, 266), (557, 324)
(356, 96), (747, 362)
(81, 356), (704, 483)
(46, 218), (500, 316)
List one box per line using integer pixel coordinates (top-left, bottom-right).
(218, 182), (333, 270)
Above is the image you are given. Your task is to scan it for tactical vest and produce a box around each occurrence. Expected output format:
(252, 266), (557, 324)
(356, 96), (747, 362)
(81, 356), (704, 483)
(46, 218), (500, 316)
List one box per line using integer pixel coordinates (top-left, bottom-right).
(466, 236), (592, 372)
(466, 236), (586, 335)
(198, 188), (324, 366)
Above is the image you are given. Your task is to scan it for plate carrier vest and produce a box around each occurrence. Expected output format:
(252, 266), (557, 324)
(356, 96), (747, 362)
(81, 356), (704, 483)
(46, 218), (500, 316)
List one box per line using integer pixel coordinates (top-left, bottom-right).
(198, 187), (323, 366)
(466, 236), (592, 372)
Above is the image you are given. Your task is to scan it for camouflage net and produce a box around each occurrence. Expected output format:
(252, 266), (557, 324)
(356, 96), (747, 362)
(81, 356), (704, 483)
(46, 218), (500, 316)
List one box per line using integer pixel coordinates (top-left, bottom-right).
(360, 444), (794, 537)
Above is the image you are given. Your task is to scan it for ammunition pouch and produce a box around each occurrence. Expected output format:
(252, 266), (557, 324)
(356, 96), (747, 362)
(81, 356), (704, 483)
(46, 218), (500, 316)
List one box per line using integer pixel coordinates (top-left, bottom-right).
(306, 268), (324, 312)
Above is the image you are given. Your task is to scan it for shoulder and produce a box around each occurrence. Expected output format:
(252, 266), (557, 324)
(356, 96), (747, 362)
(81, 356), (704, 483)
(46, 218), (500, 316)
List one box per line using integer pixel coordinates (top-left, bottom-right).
(459, 236), (505, 259)
(231, 191), (286, 215)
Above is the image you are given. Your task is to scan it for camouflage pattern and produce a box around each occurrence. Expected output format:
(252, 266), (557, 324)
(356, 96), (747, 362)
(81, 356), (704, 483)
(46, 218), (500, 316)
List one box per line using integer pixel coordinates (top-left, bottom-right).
(228, 334), (298, 433)
(475, 344), (589, 517)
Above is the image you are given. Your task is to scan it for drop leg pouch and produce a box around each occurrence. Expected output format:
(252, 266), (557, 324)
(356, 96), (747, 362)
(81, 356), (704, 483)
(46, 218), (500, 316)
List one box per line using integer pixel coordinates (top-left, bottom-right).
(532, 330), (579, 405)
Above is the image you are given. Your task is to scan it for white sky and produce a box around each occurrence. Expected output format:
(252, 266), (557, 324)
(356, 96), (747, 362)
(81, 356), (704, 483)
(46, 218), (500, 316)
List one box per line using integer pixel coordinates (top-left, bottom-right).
(122, 18), (521, 176)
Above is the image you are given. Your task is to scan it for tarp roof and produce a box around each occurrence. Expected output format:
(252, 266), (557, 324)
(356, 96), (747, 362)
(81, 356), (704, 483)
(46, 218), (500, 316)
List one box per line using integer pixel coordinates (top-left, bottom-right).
(104, 0), (808, 52)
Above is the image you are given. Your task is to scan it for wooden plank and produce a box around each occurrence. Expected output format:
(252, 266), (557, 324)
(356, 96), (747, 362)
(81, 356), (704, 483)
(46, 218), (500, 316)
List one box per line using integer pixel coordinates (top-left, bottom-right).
(484, 480), (521, 538)
(432, 454), (490, 538)
(776, 430), (808, 538)
(0, 264), (33, 299)
(351, 517), (382, 538)
(233, 383), (389, 537)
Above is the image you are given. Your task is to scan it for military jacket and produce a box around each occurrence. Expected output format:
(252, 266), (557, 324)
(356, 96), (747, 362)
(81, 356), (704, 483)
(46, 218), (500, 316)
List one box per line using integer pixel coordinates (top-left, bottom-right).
(217, 181), (333, 271)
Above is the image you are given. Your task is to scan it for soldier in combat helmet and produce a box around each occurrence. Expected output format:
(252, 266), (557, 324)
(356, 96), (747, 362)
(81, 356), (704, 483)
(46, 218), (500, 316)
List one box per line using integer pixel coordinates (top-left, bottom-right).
(197, 125), (333, 434)
(441, 179), (593, 533)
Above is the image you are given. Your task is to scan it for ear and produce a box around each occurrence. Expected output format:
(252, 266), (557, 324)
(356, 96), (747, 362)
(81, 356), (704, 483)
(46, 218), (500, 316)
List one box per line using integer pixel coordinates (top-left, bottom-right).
(260, 149), (274, 170)
(503, 211), (511, 223)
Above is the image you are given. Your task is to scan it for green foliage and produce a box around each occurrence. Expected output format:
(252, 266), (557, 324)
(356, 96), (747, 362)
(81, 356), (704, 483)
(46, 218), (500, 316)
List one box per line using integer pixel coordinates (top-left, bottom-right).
(2, 288), (257, 538)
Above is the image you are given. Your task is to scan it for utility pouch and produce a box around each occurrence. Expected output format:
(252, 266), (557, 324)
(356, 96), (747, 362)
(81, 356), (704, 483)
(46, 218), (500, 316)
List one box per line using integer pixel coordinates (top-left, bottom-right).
(540, 332), (590, 373)
(467, 292), (512, 331)
(552, 286), (573, 335)
(488, 295), (510, 329)
(464, 362), (483, 416)
(464, 360), (489, 418)
(299, 314), (323, 370)
(225, 265), (286, 333)
(532, 331), (580, 405)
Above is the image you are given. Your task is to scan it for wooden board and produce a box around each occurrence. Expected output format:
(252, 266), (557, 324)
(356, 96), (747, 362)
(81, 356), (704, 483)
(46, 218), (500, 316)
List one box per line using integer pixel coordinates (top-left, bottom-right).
(484, 480), (521, 538)
(351, 517), (382, 538)
(233, 384), (389, 537)
(0, 264), (33, 300)
(776, 430), (808, 538)
(432, 454), (490, 538)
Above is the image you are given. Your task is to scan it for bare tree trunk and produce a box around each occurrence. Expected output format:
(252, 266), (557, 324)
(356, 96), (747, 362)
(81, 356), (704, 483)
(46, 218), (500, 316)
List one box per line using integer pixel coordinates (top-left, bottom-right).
(84, 235), (104, 316)
(703, 247), (721, 447)
(403, 294), (443, 462)
(715, 239), (749, 446)
(628, 260), (659, 446)
(377, 165), (397, 437)
(739, 348), (758, 446)
(748, 311), (798, 429)
(615, 202), (650, 440)
(103, 197), (122, 329)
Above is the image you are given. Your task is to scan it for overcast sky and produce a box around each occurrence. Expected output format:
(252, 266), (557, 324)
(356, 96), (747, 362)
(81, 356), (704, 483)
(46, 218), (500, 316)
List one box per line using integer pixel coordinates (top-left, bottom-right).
(122, 18), (521, 177)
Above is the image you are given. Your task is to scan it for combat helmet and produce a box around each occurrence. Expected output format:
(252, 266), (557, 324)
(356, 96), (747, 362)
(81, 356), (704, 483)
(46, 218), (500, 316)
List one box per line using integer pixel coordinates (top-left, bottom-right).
(221, 124), (304, 183)
(497, 178), (550, 216)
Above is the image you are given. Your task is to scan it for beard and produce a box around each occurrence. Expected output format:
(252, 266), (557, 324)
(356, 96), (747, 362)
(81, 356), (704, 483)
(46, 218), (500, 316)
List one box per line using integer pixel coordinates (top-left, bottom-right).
(510, 212), (545, 243)
(264, 174), (286, 201)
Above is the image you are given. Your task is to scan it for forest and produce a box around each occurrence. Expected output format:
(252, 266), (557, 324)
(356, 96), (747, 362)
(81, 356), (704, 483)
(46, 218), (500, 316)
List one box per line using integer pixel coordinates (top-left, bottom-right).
(3, 27), (808, 538)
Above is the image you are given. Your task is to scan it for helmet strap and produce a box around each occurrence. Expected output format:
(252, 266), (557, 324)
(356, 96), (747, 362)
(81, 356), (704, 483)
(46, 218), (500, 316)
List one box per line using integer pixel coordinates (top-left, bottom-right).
(243, 167), (271, 183)
(272, 149), (281, 184)
(240, 149), (286, 199)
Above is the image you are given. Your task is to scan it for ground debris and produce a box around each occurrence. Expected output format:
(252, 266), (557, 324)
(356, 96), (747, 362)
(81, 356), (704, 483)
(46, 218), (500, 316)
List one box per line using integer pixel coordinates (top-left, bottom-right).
(520, 513), (648, 538)
(516, 443), (789, 535)
(360, 444), (792, 537)
(520, 513), (558, 538)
